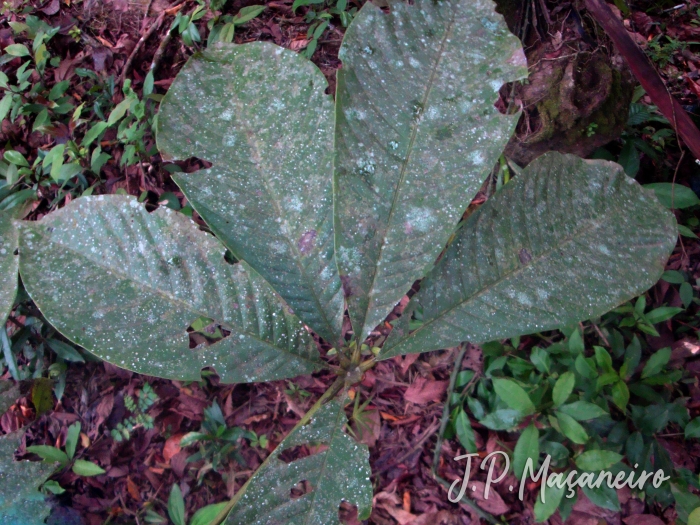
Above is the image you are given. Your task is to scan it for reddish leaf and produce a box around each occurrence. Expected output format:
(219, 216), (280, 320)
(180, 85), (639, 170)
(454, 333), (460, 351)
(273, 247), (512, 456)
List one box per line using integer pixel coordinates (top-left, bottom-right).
(163, 434), (184, 463)
(622, 515), (665, 525)
(404, 377), (447, 405)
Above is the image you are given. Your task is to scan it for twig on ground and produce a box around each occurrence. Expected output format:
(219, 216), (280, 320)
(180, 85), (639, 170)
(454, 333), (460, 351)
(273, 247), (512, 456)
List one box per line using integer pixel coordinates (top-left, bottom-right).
(584, 0), (700, 160)
(150, 3), (189, 78)
(373, 419), (441, 476)
(425, 345), (497, 524)
(432, 345), (467, 473)
(119, 12), (166, 86)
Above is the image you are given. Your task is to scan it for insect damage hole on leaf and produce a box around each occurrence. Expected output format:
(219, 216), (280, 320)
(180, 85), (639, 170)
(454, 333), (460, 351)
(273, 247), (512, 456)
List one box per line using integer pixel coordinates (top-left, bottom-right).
(290, 480), (314, 499)
(187, 316), (231, 349)
(277, 443), (329, 464)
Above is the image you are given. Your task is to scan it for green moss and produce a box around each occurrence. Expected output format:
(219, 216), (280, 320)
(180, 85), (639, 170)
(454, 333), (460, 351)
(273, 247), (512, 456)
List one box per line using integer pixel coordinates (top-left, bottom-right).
(531, 57), (631, 147)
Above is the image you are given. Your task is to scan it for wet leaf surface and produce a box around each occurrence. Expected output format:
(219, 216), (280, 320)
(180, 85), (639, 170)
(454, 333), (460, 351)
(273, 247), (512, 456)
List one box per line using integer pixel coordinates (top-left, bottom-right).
(226, 396), (372, 524)
(0, 430), (54, 525)
(157, 42), (344, 344)
(18, 196), (323, 383)
(333, 0), (528, 340)
(382, 152), (678, 358)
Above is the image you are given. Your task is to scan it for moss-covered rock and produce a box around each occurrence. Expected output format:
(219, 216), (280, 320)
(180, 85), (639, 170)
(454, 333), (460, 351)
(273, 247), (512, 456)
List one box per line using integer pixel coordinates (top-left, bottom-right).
(493, 0), (635, 166)
(505, 47), (634, 165)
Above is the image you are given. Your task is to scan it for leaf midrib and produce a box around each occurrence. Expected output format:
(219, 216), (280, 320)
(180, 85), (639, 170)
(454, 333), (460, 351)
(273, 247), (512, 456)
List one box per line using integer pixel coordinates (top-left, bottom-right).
(180, 161), (340, 342)
(24, 223), (324, 367)
(386, 193), (647, 351)
(303, 400), (347, 525)
(357, 6), (458, 339)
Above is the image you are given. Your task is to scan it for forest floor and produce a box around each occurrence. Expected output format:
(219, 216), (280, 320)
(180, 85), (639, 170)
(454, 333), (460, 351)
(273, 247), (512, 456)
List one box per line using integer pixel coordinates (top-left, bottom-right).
(2, 0), (700, 524)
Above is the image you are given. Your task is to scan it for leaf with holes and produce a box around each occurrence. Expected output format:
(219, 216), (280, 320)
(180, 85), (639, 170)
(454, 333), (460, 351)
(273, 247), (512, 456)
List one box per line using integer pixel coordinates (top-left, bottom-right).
(223, 396), (372, 524)
(381, 152), (677, 358)
(333, 0), (527, 340)
(157, 42), (344, 344)
(11, 0), (681, 521)
(0, 380), (19, 415)
(18, 196), (322, 383)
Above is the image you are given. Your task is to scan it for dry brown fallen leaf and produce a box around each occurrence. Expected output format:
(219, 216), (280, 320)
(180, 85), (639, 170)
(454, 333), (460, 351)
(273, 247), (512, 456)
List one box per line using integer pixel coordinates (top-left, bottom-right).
(622, 516), (666, 525)
(163, 433), (184, 463)
(404, 377), (448, 405)
(467, 481), (510, 516)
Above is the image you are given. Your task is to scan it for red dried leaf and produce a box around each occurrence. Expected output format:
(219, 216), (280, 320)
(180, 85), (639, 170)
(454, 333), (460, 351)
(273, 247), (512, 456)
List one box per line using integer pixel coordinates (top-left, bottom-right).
(404, 377), (447, 405)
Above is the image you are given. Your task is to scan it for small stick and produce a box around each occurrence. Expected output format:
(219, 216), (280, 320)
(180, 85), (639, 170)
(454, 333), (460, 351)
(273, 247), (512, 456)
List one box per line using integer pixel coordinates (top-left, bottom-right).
(143, 0), (154, 23)
(432, 344), (467, 473)
(373, 419), (441, 476)
(150, 3), (188, 77)
(119, 12), (166, 86)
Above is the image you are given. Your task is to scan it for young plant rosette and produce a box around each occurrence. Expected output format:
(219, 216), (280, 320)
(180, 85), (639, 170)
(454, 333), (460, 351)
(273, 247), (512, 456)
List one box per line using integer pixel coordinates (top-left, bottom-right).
(0, 0), (677, 522)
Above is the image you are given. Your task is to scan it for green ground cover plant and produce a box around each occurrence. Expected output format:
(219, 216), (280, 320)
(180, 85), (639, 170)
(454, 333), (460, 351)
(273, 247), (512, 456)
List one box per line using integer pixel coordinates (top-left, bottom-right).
(0, 0), (683, 523)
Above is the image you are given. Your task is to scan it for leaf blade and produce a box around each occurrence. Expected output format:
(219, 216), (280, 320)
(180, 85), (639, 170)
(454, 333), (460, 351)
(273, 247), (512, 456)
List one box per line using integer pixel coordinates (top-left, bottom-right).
(552, 372), (575, 407)
(0, 431), (54, 524)
(574, 450), (622, 471)
(492, 378), (535, 415)
(0, 209), (22, 326)
(513, 423), (539, 479)
(334, 0), (527, 340)
(157, 42), (344, 343)
(381, 153), (677, 358)
(71, 459), (106, 477)
(18, 196), (323, 384)
(224, 396), (373, 524)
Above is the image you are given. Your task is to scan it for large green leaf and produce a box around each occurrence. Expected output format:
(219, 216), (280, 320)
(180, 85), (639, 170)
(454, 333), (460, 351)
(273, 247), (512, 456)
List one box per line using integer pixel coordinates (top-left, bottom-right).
(0, 431), (54, 525)
(381, 152), (677, 358)
(157, 42), (344, 344)
(224, 396), (373, 524)
(334, 0), (528, 340)
(0, 209), (20, 325)
(18, 196), (323, 383)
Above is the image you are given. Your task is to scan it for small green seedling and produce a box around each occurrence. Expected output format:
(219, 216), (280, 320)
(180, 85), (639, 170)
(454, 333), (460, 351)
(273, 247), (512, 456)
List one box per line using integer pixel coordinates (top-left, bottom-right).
(111, 383), (159, 442)
(27, 421), (105, 477)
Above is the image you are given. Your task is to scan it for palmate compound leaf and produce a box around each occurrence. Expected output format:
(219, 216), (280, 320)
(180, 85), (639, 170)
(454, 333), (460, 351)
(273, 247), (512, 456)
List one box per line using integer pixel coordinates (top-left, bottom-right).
(224, 396), (372, 525)
(0, 430), (54, 525)
(381, 152), (677, 359)
(333, 0), (528, 341)
(156, 42), (344, 344)
(17, 195), (324, 383)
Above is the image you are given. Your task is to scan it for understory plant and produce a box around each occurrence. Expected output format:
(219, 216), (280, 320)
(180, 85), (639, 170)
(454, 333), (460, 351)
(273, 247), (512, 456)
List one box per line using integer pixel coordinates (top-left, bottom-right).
(0, 0), (681, 523)
(447, 318), (696, 522)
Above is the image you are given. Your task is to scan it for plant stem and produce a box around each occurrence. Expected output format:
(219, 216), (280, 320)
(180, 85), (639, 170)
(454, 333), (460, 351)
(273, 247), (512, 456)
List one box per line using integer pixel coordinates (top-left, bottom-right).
(430, 345), (498, 525)
(211, 376), (346, 525)
(432, 345), (466, 472)
(433, 475), (499, 525)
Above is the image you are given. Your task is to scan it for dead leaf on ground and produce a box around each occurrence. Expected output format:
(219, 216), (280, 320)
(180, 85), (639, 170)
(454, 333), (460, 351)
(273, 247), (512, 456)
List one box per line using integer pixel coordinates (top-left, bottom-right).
(41, 0), (60, 15)
(404, 377), (447, 405)
(398, 353), (420, 375)
(126, 476), (140, 501)
(290, 38), (310, 51)
(408, 510), (459, 525)
(565, 489), (620, 524)
(623, 515), (665, 525)
(467, 481), (509, 515)
(352, 408), (381, 447)
(163, 434), (184, 463)
(374, 491), (416, 524)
